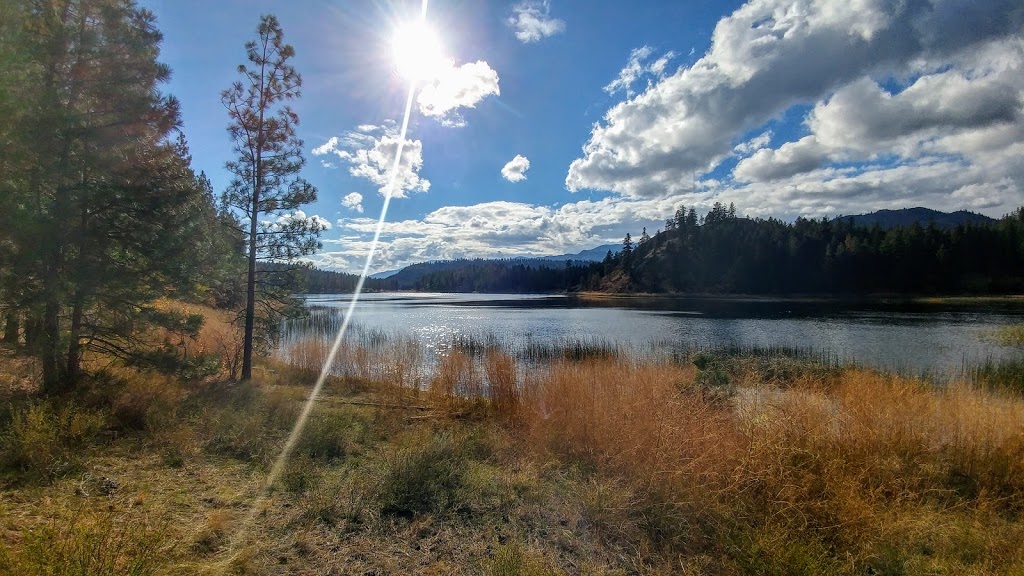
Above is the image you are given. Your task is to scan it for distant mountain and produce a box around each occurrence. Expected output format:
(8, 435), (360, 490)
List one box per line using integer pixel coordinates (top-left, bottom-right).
(369, 269), (401, 279)
(382, 243), (620, 289)
(837, 207), (996, 229)
(385, 258), (560, 289)
(538, 243), (619, 262)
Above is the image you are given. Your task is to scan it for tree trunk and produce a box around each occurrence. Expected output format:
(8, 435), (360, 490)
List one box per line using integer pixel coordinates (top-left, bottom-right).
(65, 292), (84, 385)
(41, 294), (62, 393)
(24, 314), (41, 349)
(241, 181), (259, 381)
(3, 312), (18, 344)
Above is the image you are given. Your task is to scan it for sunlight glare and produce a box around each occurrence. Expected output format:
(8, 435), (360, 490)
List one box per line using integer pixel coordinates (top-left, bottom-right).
(392, 20), (448, 81)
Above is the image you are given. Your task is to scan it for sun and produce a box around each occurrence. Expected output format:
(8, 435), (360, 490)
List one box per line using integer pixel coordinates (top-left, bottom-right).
(391, 20), (449, 82)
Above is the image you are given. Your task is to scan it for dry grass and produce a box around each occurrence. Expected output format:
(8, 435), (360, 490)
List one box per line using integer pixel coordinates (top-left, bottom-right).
(4, 323), (1024, 574)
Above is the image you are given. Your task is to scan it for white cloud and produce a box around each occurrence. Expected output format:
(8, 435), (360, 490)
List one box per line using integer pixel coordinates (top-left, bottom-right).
(507, 0), (565, 43)
(501, 155), (531, 182)
(342, 192), (364, 213)
(315, 196), (687, 273)
(735, 38), (1024, 187)
(566, 0), (1024, 210)
(306, 0), (1024, 274)
(264, 210), (332, 232)
(604, 46), (676, 98)
(417, 60), (500, 126)
(312, 137), (338, 156)
(734, 135), (833, 182)
(732, 130), (773, 156)
(313, 124), (430, 199)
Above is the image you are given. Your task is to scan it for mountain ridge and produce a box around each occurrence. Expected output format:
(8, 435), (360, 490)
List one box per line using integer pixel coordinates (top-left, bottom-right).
(835, 207), (996, 229)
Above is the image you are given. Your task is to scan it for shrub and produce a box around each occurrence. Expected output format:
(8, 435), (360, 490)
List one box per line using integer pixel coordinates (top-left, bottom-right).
(295, 409), (360, 462)
(0, 509), (166, 575)
(376, 432), (467, 517)
(280, 456), (317, 494)
(101, 371), (183, 432)
(0, 401), (106, 483)
(485, 542), (560, 576)
(299, 472), (367, 527)
(201, 404), (280, 464)
(200, 384), (297, 464)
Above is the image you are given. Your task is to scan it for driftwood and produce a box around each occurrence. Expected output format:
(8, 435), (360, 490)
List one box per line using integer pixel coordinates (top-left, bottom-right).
(329, 399), (433, 411)
(407, 411), (471, 421)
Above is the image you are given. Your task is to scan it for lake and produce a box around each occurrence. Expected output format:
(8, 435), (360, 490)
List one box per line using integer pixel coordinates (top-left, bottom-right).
(287, 292), (1024, 376)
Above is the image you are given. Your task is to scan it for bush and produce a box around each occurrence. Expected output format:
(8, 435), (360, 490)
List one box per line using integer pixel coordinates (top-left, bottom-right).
(201, 404), (280, 464)
(101, 372), (184, 432)
(0, 401), (107, 483)
(280, 456), (317, 494)
(295, 409), (361, 462)
(0, 509), (166, 575)
(376, 432), (467, 517)
(485, 542), (559, 576)
(299, 472), (367, 527)
(200, 384), (297, 464)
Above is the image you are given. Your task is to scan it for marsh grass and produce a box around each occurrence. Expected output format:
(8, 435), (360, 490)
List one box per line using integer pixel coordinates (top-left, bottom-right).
(4, 315), (1024, 573)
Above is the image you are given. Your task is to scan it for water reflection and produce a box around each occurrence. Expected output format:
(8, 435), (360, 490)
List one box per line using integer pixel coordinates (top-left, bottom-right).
(289, 293), (1024, 376)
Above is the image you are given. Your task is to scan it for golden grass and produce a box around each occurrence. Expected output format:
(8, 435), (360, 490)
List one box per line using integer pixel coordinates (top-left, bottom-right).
(5, 323), (1024, 573)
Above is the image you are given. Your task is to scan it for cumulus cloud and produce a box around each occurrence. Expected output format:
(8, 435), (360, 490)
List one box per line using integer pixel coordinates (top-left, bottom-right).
(604, 46), (677, 98)
(566, 0), (1024, 211)
(417, 60), (500, 127)
(507, 0), (565, 43)
(307, 0), (1024, 273)
(342, 192), (364, 213)
(313, 196), (683, 273)
(732, 130), (773, 156)
(263, 210), (331, 232)
(734, 136), (833, 182)
(313, 124), (429, 198)
(735, 38), (1024, 187)
(501, 155), (531, 182)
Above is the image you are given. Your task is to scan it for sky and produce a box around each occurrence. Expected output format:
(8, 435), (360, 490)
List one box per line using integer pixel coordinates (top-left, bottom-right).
(144, 0), (1024, 273)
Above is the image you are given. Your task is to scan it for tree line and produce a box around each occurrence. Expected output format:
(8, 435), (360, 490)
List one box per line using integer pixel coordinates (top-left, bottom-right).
(355, 203), (1024, 296)
(611, 202), (1024, 294)
(0, 1), (321, 388)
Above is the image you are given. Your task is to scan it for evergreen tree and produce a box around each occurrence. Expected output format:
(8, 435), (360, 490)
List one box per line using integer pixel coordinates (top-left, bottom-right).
(0, 0), (220, 389)
(221, 14), (325, 380)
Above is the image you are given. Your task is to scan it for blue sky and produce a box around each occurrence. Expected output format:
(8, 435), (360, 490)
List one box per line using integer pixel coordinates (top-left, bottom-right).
(145, 0), (1024, 273)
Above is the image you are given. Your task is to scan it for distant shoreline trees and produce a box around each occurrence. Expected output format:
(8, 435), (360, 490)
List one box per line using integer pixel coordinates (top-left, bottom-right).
(313, 205), (1024, 296)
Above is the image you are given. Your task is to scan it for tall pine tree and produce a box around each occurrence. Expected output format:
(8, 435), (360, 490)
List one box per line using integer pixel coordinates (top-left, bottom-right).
(0, 0), (213, 389)
(221, 15), (325, 380)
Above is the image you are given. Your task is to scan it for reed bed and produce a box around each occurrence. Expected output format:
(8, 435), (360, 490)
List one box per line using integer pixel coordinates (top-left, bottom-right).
(275, 330), (1024, 571)
(4, 314), (1024, 573)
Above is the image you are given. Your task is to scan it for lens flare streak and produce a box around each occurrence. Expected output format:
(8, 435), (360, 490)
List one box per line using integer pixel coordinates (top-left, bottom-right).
(222, 0), (430, 566)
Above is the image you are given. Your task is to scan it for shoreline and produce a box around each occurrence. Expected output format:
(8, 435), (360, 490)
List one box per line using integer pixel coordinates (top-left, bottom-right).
(301, 289), (1024, 305)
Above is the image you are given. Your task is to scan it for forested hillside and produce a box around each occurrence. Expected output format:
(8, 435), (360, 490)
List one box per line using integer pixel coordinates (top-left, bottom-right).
(358, 204), (1024, 295)
(595, 203), (1024, 294)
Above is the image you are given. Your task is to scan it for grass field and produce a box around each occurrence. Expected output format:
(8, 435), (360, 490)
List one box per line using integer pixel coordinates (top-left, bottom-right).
(2, 309), (1024, 574)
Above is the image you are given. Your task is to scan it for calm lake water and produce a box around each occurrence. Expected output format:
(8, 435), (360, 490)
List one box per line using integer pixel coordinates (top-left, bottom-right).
(292, 292), (1024, 376)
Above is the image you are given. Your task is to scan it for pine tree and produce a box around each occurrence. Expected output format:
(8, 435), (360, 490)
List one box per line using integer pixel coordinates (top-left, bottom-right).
(2, 0), (212, 389)
(222, 14), (325, 380)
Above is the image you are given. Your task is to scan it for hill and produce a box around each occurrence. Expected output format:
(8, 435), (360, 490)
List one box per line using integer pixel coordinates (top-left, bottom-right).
(383, 244), (619, 289)
(538, 243), (619, 262)
(839, 207), (996, 229)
